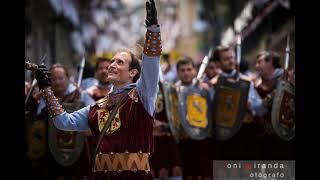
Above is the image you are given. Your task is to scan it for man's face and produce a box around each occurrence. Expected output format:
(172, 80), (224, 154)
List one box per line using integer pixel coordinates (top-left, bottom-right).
(50, 67), (69, 95)
(107, 52), (135, 87)
(96, 61), (111, 84)
(177, 63), (196, 85)
(255, 55), (272, 78)
(217, 50), (236, 73)
(205, 61), (219, 79)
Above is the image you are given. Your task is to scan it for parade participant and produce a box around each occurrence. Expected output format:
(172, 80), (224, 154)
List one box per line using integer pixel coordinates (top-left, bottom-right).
(255, 51), (288, 87)
(161, 53), (178, 83)
(254, 50), (294, 160)
(255, 51), (283, 91)
(37, 63), (95, 113)
(86, 57), (112, 101)
(175, 57), (213, 180)
(34, 0), (161, 179)
(202, 57), (221, 100)
(212, 45), (265, 160)
(149, 81), (183, 180)
(212, 45), (265, 117)
(36, 63), (95, 180)
(203, 57), (220, 84)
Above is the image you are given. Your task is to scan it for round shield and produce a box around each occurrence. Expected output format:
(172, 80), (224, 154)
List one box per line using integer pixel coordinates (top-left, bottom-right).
(271, 80), (295, 141)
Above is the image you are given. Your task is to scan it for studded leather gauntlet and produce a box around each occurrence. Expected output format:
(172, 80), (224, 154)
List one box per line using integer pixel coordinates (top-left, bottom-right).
(143, 28), (162, 56)
(40, 88), (65, 118)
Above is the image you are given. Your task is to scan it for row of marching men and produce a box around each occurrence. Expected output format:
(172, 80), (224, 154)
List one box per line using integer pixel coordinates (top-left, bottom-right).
(24, 45), (294, 180)
(150, 45), (295, 180)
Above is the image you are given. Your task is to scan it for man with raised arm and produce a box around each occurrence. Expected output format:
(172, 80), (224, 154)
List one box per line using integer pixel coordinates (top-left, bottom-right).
(34, 0), (161, 179)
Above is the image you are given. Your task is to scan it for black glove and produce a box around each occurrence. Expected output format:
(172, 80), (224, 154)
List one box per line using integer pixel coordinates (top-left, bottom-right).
(145, 0), (158, 27)
(35, 65), (51, 89)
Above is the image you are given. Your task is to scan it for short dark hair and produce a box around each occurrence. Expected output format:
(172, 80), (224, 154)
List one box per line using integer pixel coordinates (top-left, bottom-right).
(95, 57), (111, 70)
(176, 56), (195, 71)
(212, 45), (232, 62)
(257, 51), (281, 69)
(50, 63), (70, 78)
(115, 49), (141, 83)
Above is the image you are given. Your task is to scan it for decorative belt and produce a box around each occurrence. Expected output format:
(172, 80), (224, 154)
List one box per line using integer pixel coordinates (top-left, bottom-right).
(94, 151), (150, 173)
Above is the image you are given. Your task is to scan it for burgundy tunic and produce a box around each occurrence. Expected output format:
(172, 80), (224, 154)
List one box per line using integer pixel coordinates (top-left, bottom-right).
(79, 95), (106, 177)
(87, 88), (154, 179)
(149, 83), (183, 177)
(81, 86), (111, 176)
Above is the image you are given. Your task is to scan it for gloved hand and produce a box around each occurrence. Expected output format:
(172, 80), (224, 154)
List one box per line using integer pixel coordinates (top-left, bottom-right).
(145, 0), (158, 27)
(35, 65), (51, 89)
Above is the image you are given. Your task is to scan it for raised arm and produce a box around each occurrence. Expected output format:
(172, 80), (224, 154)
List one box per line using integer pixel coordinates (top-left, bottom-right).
(136, 0), (162, 116)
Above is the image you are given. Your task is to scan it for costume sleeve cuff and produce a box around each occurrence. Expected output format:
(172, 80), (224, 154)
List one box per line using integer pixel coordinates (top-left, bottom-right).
(143, 28), (162, 57)
(40, 88), (65, 118)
